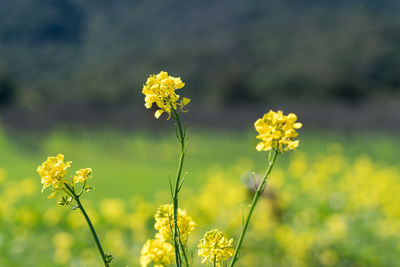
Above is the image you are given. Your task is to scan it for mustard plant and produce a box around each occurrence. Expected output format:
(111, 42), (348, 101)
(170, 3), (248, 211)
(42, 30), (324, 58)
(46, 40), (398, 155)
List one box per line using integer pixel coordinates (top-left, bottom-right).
(198, 229), (234, 266)
(142, 71), (191, 266)
(37, 154), (113, 266)
(229, 110), (302, 267)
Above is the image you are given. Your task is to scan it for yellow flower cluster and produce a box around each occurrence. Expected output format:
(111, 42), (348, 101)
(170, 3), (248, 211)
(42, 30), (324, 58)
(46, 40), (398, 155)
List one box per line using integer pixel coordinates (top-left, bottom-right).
(140, 204), (196, 266)
(72, 168), (92, 185)
(254, 110), (302, 152)
(140, 238), (174, 267)
(142, 71), (190, 119)
(154, 204), (196, 243)
(197, 229), (234, 266)
(37, 154), (71, 193)
(37, 154), (93, 199)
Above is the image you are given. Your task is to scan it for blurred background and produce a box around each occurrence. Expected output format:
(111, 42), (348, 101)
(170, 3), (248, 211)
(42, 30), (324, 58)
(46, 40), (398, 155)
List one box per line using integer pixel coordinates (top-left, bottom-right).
(0, 0), (399, 266)
(0, 0), (399, 130)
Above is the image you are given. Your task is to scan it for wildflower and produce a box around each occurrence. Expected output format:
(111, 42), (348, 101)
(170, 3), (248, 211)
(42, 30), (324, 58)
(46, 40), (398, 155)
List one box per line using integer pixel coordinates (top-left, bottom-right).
(140, 238), (175, 267)
(198, 229), (234, 266)
(37, 154), (71, 194)
(36, 155), (111, 265)
(72, 168), (92, 185)
(254, 110), (302, 152)
(154, 204), (196, 243)
(142, 71), (190, 119)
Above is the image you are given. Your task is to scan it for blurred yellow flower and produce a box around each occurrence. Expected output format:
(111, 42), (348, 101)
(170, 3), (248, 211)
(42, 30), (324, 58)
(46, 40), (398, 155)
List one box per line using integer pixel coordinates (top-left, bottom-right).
(67, 211), (85, 228)
(42, 207), (63, 226)
(140, 238), (174, 267)
(14, 207), (37, 227)
(325, 214), (347, 240)
(19, 178), (37, 196)
(37, 154), (71, 194)
(254, 110), (302, 152)
(53, 232), (74, 264)
(53, 231), (74, 248)
(142, 71), (190, 119)
(197, 229), (234, 266)
(100, 198), (126, 222)
(72, 168), (92, 185)
(154, 204), (196, 243)
(105, 229), (127, 258)
(319, 249), (339, 266)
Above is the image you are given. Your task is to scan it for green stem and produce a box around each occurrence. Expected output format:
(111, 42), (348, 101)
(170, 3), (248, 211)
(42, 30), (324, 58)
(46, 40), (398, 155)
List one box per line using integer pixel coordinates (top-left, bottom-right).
(228, 149), (278, 267)
(171, 106), (186, 267)
(65, 184), (110, 267)
(179, 241), (189, 267)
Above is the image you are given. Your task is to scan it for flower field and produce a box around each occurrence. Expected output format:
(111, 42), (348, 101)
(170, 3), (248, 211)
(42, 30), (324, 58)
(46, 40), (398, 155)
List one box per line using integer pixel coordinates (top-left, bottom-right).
(0, 128), (399, 266)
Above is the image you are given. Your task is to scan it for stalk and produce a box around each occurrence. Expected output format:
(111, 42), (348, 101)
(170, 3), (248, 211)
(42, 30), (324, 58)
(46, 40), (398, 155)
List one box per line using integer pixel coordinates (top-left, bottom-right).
(179, 241), (190, 266)
(171, 106), (187, 267)
(64, 184), (110, 267)
(229, 149), (278, 267)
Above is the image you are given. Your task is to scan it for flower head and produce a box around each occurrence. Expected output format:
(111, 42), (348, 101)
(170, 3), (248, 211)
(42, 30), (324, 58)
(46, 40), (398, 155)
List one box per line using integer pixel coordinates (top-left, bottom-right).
(142, 71), (190, 119)
(154, 204), (196, 243)
(140, 238), (174, 267)
(254, 110), (302, 152)
(72, 168), (92, 185)
(37, 154), (71, 194)
(198, 229), (235, 266)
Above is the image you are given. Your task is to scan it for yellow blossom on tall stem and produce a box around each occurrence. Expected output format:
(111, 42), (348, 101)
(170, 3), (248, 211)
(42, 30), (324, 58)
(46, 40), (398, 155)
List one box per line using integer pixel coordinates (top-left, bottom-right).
(142, 71), (190, 119)
(142, 71), (191, 267)
(229, 110), (302, 267)
(198, 229), (234, 267)
(37, 154), (112, 266)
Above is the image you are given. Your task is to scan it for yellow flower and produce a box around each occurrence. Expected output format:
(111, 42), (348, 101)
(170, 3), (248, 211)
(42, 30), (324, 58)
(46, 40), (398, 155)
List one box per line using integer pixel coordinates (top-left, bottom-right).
(72, 168), (92, 185)
(198, 229), (234, 266)
(154, 204), (196, 244)
(37, 154), (71, 194)
(140, 238), (174, 267)
(142, 71), (190, 119)
(254, 110), (302, 152)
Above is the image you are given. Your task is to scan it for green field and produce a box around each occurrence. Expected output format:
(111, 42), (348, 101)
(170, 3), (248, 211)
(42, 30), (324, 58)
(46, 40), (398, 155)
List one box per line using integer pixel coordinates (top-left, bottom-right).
(0, 127), (399, 266)
(1, 127), (399, 200)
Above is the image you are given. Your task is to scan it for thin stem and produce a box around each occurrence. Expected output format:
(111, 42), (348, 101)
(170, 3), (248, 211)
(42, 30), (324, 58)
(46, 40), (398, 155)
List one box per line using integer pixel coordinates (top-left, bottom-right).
(228, 149), (279, 267)
(171, 105), (186, 267)
(179, 241), (189, 267)
(77, 180), (87, 197)
(65, 184), (110, 267)
(63, 186), (75, 199)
